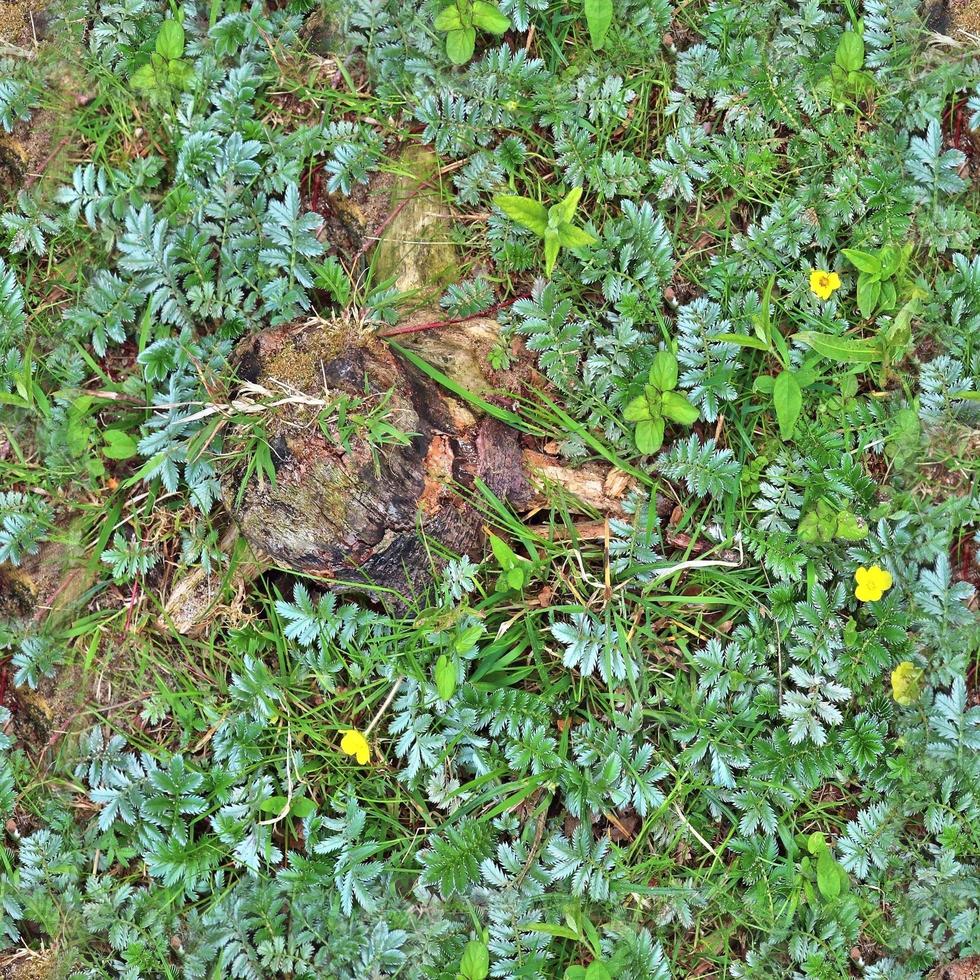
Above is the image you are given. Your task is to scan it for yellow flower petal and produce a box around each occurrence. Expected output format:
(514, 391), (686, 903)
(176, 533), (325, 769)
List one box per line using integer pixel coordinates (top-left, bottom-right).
(340, 729), (371, 765)
(854, 565), (893, 603)
(809, 269), (840, 301)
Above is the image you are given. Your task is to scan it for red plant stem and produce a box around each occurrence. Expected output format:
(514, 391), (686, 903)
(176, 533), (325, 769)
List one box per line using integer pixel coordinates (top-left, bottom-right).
(378, 294), (530, 339)
(122, 575), (141, 634)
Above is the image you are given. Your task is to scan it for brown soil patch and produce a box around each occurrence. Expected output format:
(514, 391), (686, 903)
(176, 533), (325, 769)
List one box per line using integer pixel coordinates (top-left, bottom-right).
(949, 0), (980, 34)
(928, 0), (980, 36)
(0, 0), (45, 48)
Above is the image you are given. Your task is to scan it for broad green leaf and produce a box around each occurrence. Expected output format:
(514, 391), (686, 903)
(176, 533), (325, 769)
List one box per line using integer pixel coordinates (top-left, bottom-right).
(835, 510), (867, 541)
(635, 416), (665, 454)
(841, 248), (879, 274)
(454, 625), (483, 653)
(878, 279), (897, 312)
(882, 298), (916, 355)
(553, 186), (582, 225)
(622, 394), (651, 422)
(648, 350), (678, 392)
(506, 566), (525, 590)
(835, 31), (864, 72)
(753, 375), (775, 394)
(290, 796), (316, 819)
(584, 0), (613, 49)
(879, 245), (901, 278)
(543, 228), (560, 276)
(753, 274), (776, 344)
(435, 4), (464, 29)
(488, 532), (517, 568)
(156, 19), (185, 59)
(816, 850), (841, 900)
(493, 195), (548, 236)
(773, 370), (802, 441)
(168, 58), (193, 89)
(556, 224), (596, 248)
(434, 654), (457, 700)
(103, 429), (138, 460)
(857, 276), (881, 319)
(793, 331), (882, 364)
(445, 26), (476, 63)
(130, 62), (159, 91)
(260, 795), (288, 815)
(471, 0), (510, 33)
(660, 390), (699, 425)
(457, 938), (490, 980)
(798, 509), (833, 544)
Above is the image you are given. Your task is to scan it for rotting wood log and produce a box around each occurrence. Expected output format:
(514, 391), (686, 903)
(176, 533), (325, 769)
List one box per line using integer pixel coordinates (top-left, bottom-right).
(225, 313), (640, 596)
(160, 145), (651, 632)
(160, 315), (648, 632)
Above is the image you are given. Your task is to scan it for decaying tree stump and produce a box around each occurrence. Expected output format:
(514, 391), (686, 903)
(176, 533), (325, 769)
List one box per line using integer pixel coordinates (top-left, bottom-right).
(929, 957), (980, 980)
(227, 313), (528, 598)
(162, 146), (642, 630)
(220, 312), (637, 603)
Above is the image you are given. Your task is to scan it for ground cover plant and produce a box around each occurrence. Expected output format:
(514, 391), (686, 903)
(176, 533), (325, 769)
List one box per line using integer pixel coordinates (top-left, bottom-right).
(0, 0), (979, 976)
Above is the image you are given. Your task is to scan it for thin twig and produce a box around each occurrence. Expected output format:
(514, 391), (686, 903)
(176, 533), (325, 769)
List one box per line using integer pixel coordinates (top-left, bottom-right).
(673, 802), (720, 859)
(377, 294), (529, 339)
(365, 676), (403, 736)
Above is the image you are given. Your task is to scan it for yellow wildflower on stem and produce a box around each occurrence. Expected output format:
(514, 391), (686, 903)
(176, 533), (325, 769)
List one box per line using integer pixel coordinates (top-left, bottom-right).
(891, 661), (925, 706)
(338, 677), (404, 766)
(854, 564), (893, 602)
(340, 729), (371, 764)
(809, 269), (841, 300)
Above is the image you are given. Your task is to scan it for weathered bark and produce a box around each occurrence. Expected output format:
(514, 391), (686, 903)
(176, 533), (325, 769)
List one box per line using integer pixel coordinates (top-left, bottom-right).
(162, 145), (640, 629)
(928, 958), (980, 980)
(222, 314), (637, 605)
(0, 524), (94, 629)
(226, 314), (529, 600)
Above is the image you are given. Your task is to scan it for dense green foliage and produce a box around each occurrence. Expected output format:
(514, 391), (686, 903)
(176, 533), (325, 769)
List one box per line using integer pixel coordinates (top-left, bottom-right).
(0, 0), (979, 976)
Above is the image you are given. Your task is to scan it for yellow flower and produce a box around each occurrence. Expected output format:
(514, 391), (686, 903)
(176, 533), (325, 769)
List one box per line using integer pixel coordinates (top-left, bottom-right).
(809, 269), (842, 300)
(340, 729), (371, 764)
(854, 564), (893, 602)
(891, 661), (925, 706)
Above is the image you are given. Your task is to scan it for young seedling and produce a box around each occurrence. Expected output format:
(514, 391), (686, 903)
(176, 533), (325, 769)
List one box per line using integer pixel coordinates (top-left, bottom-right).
(827, 23), (874, 103)
(622, 350), (699, 454)
(434, 0), (510, 65)
(798, 832), (850, 905)
(131, 17), (193, 96)
(493, 187), (596, 277)
(717, 276), (817, 442)
(841, 244), (909, 319)
(798, 499), (867, 544)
